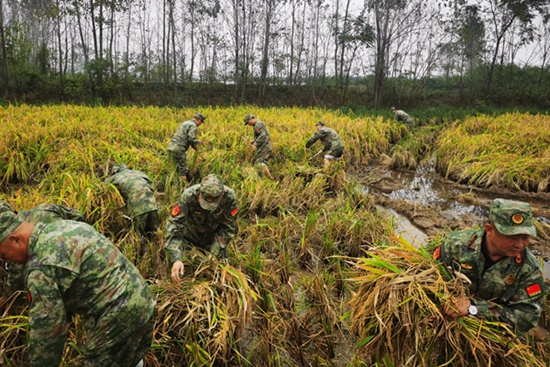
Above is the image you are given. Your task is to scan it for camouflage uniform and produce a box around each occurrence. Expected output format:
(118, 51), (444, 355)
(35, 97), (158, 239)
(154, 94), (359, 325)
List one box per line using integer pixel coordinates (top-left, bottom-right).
(105, 165), (159, 237)
(305, 125), (344, 159)
(164, 175), (238, 261)
(434, 199), (547, 332)
(168, 119), (201, 177)
(250, 120), (272, 165)
(1, 203), (86, 300)
(393, 109), (413, 129)
(24, 220), (155, 367)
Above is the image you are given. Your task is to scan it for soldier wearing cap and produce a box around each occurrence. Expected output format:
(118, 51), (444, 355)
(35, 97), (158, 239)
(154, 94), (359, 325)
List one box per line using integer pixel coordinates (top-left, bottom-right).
(0, 205), (155, 367)
(165, 174), (239, 282)
(243, 114), (275, 180)
(106, 164), (159, 249)
(390, 107), (413, 130)
(434, 198), (547, 332)
(0, 201), (86, 308)
(305, 121), (344, 167)
(168, 112), (205, 181)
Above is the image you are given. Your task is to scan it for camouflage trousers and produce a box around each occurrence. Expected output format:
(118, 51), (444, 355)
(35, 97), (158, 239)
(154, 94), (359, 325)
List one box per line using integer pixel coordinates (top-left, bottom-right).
(134, 210), (159, 238)
(255, 145), (272, 165)
(326, 146), (344, 159)
(82, 316), (154, 367)
(168, 149), (189, 178)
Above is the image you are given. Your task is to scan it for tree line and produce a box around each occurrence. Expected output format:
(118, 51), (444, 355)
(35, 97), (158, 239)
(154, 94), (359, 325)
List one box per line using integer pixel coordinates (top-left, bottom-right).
(0, 0), (549, 108)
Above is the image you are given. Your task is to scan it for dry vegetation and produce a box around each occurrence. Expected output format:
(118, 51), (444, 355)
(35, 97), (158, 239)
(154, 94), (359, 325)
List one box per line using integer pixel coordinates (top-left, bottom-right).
(0, 105), (548, 366)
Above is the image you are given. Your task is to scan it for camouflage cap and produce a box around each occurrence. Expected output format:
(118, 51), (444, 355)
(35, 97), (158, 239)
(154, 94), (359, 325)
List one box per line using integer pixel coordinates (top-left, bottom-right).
(194, 112), (206, 122)
(244, 114), (255, 125)
(199, 174), (224, 211)
(489, 198), (536, 236)
(111, 163), (127, 175)
(315, 121), (325, 127)
(390, 107), (396, 111)
(0, 210), (24, 244)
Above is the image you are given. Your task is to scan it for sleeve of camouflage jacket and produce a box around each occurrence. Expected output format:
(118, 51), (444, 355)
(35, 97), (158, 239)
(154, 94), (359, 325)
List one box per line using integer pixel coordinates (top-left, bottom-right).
(253, 126), (269, 149)
(2, 263), (26, 300)
(187, 124), (200, 150)
(305, 130), (324, 149)
(214, 196), (238, 247)
(26, 270), (68, 367)
(472, 268), (547, 332)
(164, 203), (193, 262)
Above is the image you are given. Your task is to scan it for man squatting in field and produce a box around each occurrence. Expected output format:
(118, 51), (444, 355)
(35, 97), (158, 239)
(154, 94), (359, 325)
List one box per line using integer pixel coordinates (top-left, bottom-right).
(106, 163), (160, 253)
(167, 112), (205, 182)
(0, 201), (86, 308)
(305, 121), (344, 167)
(244, 114), (275, 180)
(0, 204), (155, 367)
(434, 198), (548, 332)
(165, 174), (239, 282)
(391, 107), (413, 130)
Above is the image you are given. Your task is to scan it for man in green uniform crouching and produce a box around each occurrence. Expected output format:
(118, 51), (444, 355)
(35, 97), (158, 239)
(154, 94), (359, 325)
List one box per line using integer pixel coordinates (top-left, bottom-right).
(165, 174), (239, 282)
(0, 208), (155, 367)
(434, 198), (547, 333)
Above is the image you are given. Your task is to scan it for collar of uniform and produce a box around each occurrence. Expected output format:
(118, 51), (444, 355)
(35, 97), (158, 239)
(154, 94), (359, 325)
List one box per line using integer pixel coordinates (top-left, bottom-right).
(25, 222), (47, 270)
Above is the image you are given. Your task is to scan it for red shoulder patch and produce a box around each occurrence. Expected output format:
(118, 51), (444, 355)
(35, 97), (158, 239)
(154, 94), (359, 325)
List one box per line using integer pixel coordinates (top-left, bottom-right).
(526, 283), (542, 297)
(432, 246), (441, 260)
(231, 208), (238, 217)
(27, 291), (32, 303)
(171, 204), (181, 217)
(515, 253), (523, 265)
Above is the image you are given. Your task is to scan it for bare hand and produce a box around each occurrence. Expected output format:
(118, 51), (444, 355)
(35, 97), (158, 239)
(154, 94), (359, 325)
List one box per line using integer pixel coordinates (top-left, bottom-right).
(251, 145), (257, 151)
(441, 298), (470, 318)
(171, 261), (185, 282)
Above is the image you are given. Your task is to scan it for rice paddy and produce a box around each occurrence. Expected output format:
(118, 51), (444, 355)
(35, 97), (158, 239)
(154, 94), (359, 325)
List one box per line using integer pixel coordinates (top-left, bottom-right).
(0, 105), (549, 366)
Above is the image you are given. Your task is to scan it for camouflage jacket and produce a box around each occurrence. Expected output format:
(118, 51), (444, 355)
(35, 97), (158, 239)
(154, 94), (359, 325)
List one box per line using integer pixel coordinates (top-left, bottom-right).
(25, 220), (155, 366)
(393, 110), (413, 127)
(168, 119), (199, 152)
(164, 184), (238, 262)
(2, 204), (86, 300)
(105, 168), (158, 218)
(436, 228), (547, 332)
(305, 127), (344, 152)
(251, 120), (272, 150)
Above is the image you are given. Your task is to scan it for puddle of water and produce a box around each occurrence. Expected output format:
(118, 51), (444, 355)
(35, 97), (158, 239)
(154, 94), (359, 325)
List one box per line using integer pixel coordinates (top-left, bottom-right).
(383, 170), (489, 220)
(377, 206), (428, 247)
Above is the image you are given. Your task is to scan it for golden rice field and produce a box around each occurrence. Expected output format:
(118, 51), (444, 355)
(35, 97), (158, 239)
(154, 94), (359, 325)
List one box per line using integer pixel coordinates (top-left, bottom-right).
(0, 105), (549, 366)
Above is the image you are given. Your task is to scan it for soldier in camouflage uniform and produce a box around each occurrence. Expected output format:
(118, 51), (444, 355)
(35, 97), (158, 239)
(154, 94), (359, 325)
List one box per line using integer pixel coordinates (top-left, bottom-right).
(168, 112), (205, 181)
(0, 201), (86, 305)
(434, 198), (547, 332)
(106, 164), (159, 246)
(244, 114), (275, 180)
(0, 209), (155, 367)
(165, 174), (239, 282)
(305, 121), (344, 167)
(391, 107), (413, 130)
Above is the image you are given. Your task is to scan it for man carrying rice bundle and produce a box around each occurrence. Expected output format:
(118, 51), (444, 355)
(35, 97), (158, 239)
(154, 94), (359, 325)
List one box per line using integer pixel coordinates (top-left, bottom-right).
(434, 198), (548, 332)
